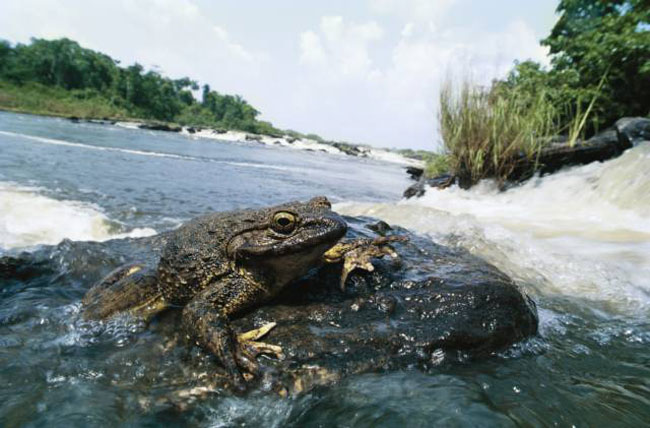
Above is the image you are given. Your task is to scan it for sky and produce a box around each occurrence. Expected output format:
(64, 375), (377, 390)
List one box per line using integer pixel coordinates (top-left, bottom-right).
(0, 0), (558, 149)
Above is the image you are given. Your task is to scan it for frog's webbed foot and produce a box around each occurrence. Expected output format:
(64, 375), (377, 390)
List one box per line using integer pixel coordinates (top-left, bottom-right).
(323, 235), (407, 291)
(234, 322), (285, 380)
(238, 322), (284, 360)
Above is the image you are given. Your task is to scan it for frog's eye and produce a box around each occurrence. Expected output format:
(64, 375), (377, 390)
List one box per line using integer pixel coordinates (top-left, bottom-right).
(271, 211), (297, 234)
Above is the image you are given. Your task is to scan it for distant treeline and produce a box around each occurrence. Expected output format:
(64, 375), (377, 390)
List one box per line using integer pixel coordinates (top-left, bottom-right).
(0, 37), (282, 134)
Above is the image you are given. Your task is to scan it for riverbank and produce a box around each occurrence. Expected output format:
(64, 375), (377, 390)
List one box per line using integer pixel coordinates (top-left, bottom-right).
(0, 84), (422, 167)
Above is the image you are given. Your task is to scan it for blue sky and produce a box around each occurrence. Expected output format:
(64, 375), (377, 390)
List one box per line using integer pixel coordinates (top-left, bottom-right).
(0, 0), (558, 149)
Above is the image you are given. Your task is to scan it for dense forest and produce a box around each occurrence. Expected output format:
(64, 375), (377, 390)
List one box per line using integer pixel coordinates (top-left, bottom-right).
(0, 37), (281, 135)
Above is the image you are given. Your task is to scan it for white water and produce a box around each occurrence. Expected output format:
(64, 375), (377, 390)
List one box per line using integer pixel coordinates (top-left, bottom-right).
(338, 142), (650, 315)
(0, 182), (155, 250)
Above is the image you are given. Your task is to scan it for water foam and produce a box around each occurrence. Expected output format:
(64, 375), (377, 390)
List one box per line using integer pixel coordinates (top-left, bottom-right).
(337, 143), (650, 314)
(0, 182), (155, 250)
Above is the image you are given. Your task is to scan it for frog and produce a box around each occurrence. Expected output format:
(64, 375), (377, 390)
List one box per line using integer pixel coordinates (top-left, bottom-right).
(82, 196), (401, 388)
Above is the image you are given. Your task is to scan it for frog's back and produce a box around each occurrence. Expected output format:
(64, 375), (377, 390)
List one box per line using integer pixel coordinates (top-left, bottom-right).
(158, 212), (237, 304)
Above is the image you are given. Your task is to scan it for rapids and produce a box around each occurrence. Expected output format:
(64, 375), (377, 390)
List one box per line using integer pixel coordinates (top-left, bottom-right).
(1, 110), (649, 426)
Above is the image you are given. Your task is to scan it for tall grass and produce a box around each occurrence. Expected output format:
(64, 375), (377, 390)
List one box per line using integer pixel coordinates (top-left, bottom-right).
(566, 71), (608, 147)
(438, 80), (559, 186)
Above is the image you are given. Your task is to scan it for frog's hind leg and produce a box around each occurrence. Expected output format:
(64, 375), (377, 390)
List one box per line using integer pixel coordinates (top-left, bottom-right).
(82, 263), (168, 320)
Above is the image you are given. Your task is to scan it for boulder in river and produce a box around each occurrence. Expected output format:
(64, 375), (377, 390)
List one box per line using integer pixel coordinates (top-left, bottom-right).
(138, 122), (182, 132)
(0, 216), (538, 403)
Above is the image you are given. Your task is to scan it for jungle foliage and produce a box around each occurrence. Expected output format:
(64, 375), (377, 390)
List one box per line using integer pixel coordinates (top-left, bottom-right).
(433, 0), (650, 185)
(0, 37), (280, 134)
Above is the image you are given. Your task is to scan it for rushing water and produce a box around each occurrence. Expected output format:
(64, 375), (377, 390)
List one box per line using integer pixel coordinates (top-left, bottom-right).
(1, 111), (649, 426)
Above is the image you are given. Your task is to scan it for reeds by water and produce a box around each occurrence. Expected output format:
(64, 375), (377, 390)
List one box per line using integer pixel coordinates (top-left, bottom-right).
(438, 80), (559, 186)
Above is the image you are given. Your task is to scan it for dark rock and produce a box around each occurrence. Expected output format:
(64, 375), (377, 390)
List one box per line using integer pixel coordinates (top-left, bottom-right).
(405, 166), (424, 180)
(1, 218), (537, 398)
(403, 173), (456, 198)
(332, 142), (361, 156)
(186, 127), (197, 134)
(68, 116), (80, 122)
(285, 136), (298, 144)
(615, 117), (650, 146)
(87, 119), (116, 125)
(403, 180), (425, 198)
(366, 220), (392, 235)
(229, 221), (537, 393)
(508, 127), (629, 182)
(138, 122), (182, 132)
(245, 134), (262, 142)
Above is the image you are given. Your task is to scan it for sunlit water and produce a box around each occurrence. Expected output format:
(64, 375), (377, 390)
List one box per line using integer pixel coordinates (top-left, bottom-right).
(1, 111), (649, 426)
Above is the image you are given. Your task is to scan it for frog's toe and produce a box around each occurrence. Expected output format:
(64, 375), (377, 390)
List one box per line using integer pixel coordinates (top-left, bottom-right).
(333, 235), (408, 291)
(237, 322), (285, 361)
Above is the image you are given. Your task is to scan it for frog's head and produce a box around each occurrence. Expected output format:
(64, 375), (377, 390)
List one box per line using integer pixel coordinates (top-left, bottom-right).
(227, 196), (347, 286)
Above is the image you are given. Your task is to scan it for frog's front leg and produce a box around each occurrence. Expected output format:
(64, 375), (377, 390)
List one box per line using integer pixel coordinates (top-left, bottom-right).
(182, 274), (283, 388)
(82, 263), (168, 320)
(323, 235), (407, 291)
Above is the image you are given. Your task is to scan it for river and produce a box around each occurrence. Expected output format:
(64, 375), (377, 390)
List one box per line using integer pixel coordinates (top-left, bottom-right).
(1, 111), (649, 426)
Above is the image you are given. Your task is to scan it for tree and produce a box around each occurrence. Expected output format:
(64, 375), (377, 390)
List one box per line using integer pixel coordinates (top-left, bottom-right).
(542, 0), (650, 130)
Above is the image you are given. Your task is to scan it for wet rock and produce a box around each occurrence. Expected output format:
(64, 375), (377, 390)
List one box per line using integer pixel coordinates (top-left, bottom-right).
(366, 220), (392, 235)
(0, 217), (537, 399)
(615, 117), (650, 146)
(405, 166), (424, 181)
(403, 173), (456, 198)
(331, 142), (362, 156)
(138, 122), (182, 132)
(237, 221), (537, 394)
(86, 118), (116, 125)
(507, 128), (629, 183)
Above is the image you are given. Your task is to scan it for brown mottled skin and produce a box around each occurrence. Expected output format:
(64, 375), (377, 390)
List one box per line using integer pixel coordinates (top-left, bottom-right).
(82, 196), (347, 386)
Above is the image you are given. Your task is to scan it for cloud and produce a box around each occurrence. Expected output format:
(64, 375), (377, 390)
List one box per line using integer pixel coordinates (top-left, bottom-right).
(368, 0), (458, 24)
(0, 0), (264, 89)
(299, 31), (327, 65)
(299, 16), (383, 77)
(293, 11), (549, 149)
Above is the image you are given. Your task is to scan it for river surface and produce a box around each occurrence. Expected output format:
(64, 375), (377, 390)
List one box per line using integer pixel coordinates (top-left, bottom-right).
(1, 111), (649, 426)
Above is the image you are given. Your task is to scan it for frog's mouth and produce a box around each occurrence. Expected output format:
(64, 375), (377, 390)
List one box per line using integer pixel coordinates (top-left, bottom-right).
(231, 214), (347, 259)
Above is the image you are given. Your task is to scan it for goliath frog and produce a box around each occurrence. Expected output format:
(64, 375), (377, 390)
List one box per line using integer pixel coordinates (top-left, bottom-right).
(82, 196), (399, 387)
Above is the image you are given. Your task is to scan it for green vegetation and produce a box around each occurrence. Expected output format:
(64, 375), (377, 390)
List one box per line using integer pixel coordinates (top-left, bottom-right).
(429, 0), (650, 186)
(0, 37), (282, 134)
(439, 80), (558, 186)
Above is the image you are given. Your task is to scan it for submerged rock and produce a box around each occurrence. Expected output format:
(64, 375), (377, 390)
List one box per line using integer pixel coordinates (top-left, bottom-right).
(0, 216), (537, 401)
